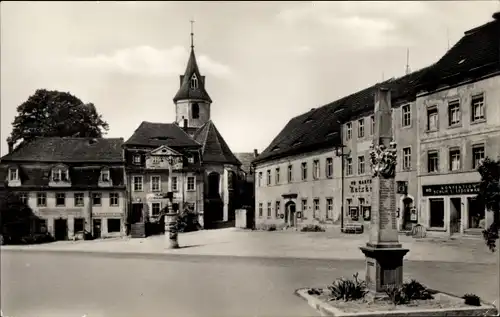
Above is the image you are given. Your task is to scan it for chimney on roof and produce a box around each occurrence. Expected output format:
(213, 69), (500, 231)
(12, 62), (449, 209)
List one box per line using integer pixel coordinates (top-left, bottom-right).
(6, 137), (13, 153)
(253, 149), (259, 158)
(183, 118), (188, 131)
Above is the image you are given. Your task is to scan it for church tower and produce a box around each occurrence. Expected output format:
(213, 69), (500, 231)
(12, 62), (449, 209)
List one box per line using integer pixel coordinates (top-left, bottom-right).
(173, 21), (212, 135)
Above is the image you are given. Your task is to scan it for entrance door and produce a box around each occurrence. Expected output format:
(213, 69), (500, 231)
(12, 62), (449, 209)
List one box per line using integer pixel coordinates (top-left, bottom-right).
(131, 203), (144, 223)
(54, 218), (68, 241)
(450, 197), (462, 234)
(93, 219), (102, 239)
(286, 202), (296, 227)
(402, 197), (413, 231)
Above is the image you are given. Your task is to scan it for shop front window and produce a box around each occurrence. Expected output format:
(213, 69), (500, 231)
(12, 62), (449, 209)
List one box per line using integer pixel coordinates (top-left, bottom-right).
(429, 198), (444, 228)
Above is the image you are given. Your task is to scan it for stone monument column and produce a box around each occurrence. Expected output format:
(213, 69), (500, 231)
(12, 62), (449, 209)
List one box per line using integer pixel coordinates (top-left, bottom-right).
(360, 88), (409, 296)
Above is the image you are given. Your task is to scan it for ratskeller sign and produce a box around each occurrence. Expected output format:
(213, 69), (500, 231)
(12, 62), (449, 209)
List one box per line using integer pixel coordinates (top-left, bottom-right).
(422, 182), (480, 196)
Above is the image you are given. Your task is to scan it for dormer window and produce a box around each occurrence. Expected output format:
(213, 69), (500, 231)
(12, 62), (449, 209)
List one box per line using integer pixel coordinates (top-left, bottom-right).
(100, 169), (110, 182)
(8, 168), (19, 181)
(133, 155), (141, 165)
(188, 156), (194, 164)
(190, 74), (198, 89)
(52, 168), (68, 182)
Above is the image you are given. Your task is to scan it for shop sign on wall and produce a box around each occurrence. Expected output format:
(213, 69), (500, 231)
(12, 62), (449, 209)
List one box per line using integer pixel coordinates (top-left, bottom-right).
(38, 208), (83, 216)
(350, 179), (372, 193)
(422, 182), (480, 196)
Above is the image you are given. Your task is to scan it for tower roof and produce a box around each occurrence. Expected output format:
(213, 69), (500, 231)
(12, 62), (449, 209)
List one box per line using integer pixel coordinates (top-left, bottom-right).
(173, 48), (212, 103)
(193, 120), (241, 166)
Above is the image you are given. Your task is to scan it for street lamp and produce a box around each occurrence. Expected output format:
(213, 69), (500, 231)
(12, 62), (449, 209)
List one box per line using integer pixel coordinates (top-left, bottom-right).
(334, 144), (350, 233)
(165, 156), (179, 249)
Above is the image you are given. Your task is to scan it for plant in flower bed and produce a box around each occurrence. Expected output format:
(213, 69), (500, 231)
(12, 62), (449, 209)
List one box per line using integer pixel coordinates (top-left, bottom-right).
(327, 273), (368, 301)
(385, 280), (435, 305)
(462, 293), (481, 306)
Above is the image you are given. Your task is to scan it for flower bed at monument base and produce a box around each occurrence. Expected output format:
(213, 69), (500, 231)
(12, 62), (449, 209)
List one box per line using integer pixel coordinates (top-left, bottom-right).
(295, 273), (498, 317)
(296, 288), (498, 316)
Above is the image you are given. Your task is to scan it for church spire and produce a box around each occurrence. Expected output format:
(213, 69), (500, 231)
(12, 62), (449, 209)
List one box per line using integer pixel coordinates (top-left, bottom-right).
(173, 21), (212, 104)
(190, 19), (195, 49)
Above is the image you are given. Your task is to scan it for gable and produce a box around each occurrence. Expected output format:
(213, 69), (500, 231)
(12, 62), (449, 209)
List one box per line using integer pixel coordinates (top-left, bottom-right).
(149, 145), (183, 157)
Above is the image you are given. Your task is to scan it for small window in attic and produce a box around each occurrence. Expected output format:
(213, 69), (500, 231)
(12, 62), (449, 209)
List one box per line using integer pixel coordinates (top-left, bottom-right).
(190, 74), (199, 89)
(151, 136), (170, 141)
(292, 140), (302, 147)
(304, 118), (314, 124)
(458, 59), (466, 65)
(325, 131), (336, 138)
(100, 169), (110, 182)
(271, 146), (280, 152)
(8, 168), (19, 181)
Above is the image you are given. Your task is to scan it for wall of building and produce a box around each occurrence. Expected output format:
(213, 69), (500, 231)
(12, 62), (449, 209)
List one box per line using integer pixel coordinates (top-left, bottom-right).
(175, 100), (211, 129)
(416, 75), (500, 236)
(204, 163), (239, 222)
(254, 148), (342, 229)
(128, 170), (203, 219)
(22, 189), (126, 239)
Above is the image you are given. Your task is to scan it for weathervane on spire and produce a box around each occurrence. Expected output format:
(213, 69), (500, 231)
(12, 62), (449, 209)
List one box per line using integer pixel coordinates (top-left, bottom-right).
(190, 19), (195, 49)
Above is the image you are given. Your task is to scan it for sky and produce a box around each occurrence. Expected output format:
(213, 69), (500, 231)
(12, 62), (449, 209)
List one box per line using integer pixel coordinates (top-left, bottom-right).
(1, 1), (499, 156)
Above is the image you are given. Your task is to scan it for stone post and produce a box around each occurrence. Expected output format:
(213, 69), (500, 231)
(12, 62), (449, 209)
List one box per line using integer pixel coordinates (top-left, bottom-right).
(360, 88), (409, 297)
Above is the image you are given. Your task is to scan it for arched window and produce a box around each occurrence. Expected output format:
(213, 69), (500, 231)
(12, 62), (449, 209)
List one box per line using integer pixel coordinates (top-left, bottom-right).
(192, 103), (200, 119)
(190, 74), (198, 89)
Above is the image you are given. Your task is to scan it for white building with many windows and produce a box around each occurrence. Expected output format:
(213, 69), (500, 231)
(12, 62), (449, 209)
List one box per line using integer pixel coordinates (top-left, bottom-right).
(0, 137), (127, 240)
(415, 13), (500, 236)
(253, 11), (500, 236)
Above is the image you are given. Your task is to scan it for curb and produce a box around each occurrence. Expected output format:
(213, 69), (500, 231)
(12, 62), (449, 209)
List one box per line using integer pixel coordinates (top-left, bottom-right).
(1, 246), (497, 265)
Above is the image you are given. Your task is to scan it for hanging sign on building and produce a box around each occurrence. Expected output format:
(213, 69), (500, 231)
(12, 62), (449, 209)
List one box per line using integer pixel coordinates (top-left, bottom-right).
(397, 181), (408, 195)
(422, 182), (480, 196)
(349, 179), (372, 193)
(296, 212), (302, 219)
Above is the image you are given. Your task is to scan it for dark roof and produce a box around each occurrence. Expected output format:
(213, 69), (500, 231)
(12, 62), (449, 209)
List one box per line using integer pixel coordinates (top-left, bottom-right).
(234, 152), (255, 174)
(417, 13), (500, 93)
(193, 120), (241, 166)
(253, 67), (430, 164)
(173, 48), (212, 103)
(0, 165), (125, 189)
(0, 137), (124, 163)
(124, 121), (201, 148)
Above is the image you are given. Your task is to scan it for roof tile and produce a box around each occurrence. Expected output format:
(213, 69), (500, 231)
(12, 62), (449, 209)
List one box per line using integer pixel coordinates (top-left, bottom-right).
(0, 137), (124, 163)
(193, 120), (241, 166)
(124, 121), (201, 148)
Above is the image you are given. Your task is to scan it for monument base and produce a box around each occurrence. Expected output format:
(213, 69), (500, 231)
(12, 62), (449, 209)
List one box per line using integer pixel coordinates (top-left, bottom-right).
(360, 244), (409, 296)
